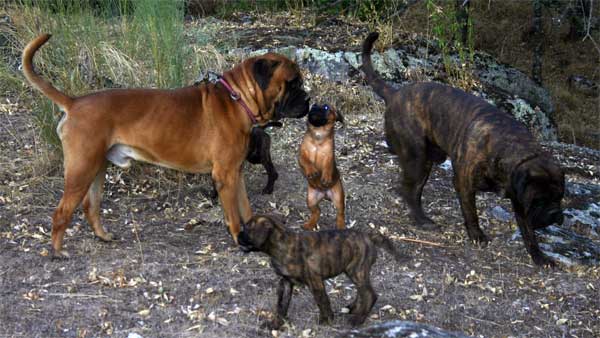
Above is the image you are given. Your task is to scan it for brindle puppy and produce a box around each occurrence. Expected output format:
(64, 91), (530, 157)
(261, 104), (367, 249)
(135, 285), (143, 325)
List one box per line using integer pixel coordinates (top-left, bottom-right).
(298, 104), (345, 230)
(238, 215), (408, 329)
(362, 32), (565, 267)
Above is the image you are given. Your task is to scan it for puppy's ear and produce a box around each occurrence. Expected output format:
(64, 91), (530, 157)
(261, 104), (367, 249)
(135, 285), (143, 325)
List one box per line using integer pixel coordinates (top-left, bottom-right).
(335, 111), (345, 125)
(253, 59), (281, 91)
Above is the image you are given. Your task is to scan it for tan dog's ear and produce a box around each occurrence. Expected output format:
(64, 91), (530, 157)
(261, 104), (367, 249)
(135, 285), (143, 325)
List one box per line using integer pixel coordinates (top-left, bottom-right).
(253, 59), (281, 91)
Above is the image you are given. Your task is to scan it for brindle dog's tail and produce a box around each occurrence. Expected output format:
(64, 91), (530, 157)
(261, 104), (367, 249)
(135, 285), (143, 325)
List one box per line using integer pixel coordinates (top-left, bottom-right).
(361, 32), (394, 103)
(368, 233), (410, 263)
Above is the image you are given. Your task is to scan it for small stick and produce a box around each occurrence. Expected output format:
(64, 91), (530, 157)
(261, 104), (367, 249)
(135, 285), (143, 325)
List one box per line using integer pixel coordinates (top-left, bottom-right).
(47, 293), (108, 299)
(396, 237), (444, 247)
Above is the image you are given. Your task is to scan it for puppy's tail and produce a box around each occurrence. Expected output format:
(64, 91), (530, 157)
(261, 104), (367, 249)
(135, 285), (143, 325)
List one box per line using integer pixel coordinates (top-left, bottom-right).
(22, 34), (73, 111)
(368, 233), (410, 263)
(361, 32), (394, 103)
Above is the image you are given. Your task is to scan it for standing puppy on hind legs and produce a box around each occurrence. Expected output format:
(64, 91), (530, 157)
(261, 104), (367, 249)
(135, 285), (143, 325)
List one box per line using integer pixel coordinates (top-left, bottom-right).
(298, 104), (346, 230)
(361, 32), (565, 267)
(22, 34), (309, 258)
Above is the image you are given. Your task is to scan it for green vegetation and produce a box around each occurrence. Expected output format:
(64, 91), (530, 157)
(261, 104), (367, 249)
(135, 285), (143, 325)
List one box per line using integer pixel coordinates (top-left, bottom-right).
(426, 0), (476, 90)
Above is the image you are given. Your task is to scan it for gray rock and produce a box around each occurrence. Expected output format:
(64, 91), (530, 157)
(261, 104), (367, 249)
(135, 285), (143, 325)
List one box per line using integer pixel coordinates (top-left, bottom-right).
(512, 223), (600, 266)
(342, 320), (472, 338)
(228, 43), (558, 141)
(295, 47), (351, 82)
(489, 206), (513, 223)
(506, 98), (557, 141)
(473, 53), (555, 118)
(563, 203), (600, 236)
(538, 226), (600, 266)
(127, 333), (144, 338)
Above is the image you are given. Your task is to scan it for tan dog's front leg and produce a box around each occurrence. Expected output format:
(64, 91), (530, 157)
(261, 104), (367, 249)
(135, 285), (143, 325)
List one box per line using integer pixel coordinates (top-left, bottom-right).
(299, 153), (320, 181)
(213, 166), (243, 244)
(237, 171), (253, 223)
(330, 180), (345, 229)
(320, 155), (335, 187)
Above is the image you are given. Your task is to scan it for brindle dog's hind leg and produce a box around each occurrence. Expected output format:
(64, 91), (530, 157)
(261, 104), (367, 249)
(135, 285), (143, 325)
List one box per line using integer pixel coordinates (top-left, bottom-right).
(346, 249), (377, 326)
(397, 147), (437, 230)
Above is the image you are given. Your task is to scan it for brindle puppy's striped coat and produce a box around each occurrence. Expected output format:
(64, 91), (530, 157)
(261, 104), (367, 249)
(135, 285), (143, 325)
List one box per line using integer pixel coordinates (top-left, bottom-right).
(238, 215), (408, 329)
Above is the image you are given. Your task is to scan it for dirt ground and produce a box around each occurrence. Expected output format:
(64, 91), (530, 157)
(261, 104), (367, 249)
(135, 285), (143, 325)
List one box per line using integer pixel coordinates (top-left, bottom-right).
(1, 79), (600, 338)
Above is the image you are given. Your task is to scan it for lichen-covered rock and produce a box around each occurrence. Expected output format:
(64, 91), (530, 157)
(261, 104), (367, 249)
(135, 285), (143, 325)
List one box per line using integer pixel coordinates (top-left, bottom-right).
(228, 44), (558, 141)
(342, 320), (471, 338)
(473, 53), (555, 117)
(506, 98), (557, 141)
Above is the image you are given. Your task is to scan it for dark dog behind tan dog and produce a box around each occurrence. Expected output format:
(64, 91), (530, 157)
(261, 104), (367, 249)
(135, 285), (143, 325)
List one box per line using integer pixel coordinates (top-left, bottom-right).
(298, 104), (345, 230)
(238, 215), (408, 329)
(362, 32), (565, 267)
(22, 34), (309, 258)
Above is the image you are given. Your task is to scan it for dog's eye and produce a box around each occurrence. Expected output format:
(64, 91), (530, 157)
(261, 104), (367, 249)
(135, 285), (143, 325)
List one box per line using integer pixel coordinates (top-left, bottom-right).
(323, 105), (329, 110)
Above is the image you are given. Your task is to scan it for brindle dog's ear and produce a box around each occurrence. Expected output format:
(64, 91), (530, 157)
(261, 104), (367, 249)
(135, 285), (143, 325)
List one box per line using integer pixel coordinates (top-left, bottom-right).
(253, 59), (281, 91)
(510, 167), (530, 211)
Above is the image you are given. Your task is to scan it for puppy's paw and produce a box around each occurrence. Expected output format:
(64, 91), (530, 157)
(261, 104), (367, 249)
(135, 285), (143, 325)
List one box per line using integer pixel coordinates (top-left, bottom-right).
(415, 218), (439, 231)
(318, 314), (333, 326)
(262, 185), (274, 195)
(307, 172), (320, 181)
(348, 314), (367, 327)
(469, 231), (490, 246)
(303, 222), (317, 231)
(320, 177), (333, 187)
(532, 253), (556, 268)
(260, 317), (284, 330)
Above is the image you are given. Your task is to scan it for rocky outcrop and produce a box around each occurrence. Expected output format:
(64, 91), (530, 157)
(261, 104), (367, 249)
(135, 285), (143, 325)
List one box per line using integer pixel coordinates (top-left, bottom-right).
(232, 42), (558, 142)
(490, 180), (600, 266)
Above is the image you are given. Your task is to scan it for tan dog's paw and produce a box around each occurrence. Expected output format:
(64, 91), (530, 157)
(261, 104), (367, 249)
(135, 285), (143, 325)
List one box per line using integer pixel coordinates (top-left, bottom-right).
(320, 176), (333, 187)
(51, 248), (71, 260)
(96, 232), (114, 242)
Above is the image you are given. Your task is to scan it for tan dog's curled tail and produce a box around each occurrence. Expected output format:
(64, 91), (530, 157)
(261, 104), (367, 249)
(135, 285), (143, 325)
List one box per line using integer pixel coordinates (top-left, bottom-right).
(22, 34), (73, 110)
(360, 32), (393, 103)
(368, 232), (409, 263)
